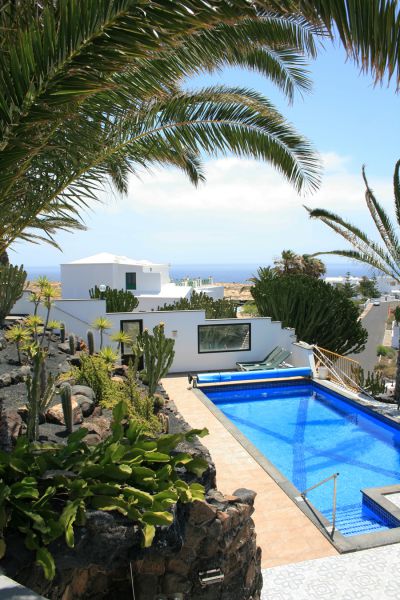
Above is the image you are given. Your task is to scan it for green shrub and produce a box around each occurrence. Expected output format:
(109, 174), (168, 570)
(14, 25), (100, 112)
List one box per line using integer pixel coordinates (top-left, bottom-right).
(376, 345), (395, 358)
(74, 355), (160, 433)
(159, 290), (236, 319)
(89, 285), (139, 312)
(251, 268), (367, 355)
(74, 354), (111, 404)
(0, 264), (27, 325)
(0, 402), (208, 580)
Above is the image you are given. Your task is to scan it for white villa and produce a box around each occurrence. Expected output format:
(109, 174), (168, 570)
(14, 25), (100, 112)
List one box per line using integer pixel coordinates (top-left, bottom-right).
(61, 253), (224, 311)
(10, 253), (314, 374)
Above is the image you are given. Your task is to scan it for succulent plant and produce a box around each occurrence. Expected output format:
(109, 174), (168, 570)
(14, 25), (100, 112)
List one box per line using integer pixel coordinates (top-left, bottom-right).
(68, 334), (75, 356)
(60, 322), (66, 343)
(87, 329), (95, 355)
(60, 383), (73, 433)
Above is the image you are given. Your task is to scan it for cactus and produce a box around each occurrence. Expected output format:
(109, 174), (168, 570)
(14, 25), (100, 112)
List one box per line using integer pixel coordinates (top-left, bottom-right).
(130, 338), (144, 378)
(60, 384), (73, 433)
(60, 322), (66, 343)
(157, 412), (169, 433)
(89, 285), (139, 312)
(68, 334), (75, 355)
(25, 349), (56, 441)
(0, 264), (27, 325)
(87, 329), (95, 355)
(140, 324), (175, 396)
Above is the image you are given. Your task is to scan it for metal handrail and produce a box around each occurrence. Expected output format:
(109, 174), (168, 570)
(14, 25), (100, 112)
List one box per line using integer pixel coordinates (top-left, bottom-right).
(301, 472), (339, 538)
(314, 346), (375, 400)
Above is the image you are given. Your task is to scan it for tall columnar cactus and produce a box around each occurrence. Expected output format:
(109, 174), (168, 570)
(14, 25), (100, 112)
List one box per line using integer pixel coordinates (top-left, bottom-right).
(141, 324), (175, 396)
(0, 264), (27, 325)
(89, 286), (139, 312)
(87, 329), (95, 355)
(60, 323), (66, 343)
(68, 334), (75, 355)
(25, 349), (56, 441)
(60, 384), (73, 433)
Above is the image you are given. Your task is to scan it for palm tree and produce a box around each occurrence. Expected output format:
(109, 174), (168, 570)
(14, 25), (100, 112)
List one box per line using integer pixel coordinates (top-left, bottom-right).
(273, 250), (325, 277)
(306, 159), (400, 402)
(92, 317), (113, 350)
(1, 1), (400, 252)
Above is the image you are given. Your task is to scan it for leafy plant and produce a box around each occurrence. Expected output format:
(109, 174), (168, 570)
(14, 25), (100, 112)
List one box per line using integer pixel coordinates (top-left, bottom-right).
(0, 402), (208, 581)
(377, 345), (396, 358)
(125, 361), (158, 428)
(4, 324), (30, 364)
(92, 317), (112, 350)
(140, 324), (175, 396)
(110, 331), (133, 353)
(74, 355), (111, 405)
(358, 276), (380, 299)
(98, 347), (119, 367)
(251, 268), (367, 355)
(24, 315), (44, 345)
(89, 286), (139, 312)
(394, 306), (400, 325)
(0, 264), (27, 325)
(159, 291), (237, 319)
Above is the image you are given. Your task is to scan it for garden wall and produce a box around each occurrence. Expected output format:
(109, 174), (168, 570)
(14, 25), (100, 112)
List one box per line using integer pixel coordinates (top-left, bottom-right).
(10, 297), (308, 374)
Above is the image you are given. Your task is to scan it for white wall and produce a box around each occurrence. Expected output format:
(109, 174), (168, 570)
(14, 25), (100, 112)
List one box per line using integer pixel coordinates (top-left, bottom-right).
(9, 296), (313, 373)
(195, 285), (224, 300)
(61, 264), (116, 298)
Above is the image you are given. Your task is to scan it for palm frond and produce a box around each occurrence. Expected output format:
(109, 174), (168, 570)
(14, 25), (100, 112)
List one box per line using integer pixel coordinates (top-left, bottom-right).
(305, 205), (400, 278)
(361, 165), (400, 262)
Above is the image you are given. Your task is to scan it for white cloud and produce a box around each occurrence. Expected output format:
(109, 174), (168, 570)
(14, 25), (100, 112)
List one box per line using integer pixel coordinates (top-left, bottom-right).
(100, 153), (392, 219)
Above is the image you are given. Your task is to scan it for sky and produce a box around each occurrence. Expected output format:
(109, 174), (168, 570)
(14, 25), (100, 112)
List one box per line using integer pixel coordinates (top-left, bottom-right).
(12, 38), (400, 268)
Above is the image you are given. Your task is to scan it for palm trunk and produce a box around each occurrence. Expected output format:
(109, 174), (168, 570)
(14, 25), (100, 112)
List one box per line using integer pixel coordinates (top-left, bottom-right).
(395, 348), (400, 409)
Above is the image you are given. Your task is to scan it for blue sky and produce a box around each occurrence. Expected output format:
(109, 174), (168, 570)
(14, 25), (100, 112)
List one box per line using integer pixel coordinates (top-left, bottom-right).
(13, 39), (400, 268)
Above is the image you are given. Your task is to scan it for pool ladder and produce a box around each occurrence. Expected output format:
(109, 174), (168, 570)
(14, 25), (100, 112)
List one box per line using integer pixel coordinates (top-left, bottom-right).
(300, 472), (339, 538)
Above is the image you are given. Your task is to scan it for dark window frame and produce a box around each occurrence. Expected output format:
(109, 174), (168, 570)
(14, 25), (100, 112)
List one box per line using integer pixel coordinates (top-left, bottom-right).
(197, 322), (251, 354)
(120, 319), (143, 361)
(125, 272), (137, 290)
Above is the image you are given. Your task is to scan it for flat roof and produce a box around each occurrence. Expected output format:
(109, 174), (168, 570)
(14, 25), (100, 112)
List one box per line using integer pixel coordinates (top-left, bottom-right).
(62, 252), (167, 267)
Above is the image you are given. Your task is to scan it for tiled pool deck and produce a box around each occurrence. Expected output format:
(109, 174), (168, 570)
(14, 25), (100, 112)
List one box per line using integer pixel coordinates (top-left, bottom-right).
(261, 542), (400, 599)
(162, 375), (337, 568)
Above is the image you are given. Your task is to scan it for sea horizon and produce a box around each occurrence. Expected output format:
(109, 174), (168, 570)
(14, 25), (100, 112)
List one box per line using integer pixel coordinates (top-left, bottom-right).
(24, 262), (380, 284)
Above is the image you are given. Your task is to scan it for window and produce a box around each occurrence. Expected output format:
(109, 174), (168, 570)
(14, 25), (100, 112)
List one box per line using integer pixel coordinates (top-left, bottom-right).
(198, 323), (251, 353)
(126, 272), (136, 290)
(120, 320), (142, 357)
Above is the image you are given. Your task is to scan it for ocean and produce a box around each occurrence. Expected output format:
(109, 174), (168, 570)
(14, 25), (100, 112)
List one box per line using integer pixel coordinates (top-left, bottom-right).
(25, 262), (375, 284)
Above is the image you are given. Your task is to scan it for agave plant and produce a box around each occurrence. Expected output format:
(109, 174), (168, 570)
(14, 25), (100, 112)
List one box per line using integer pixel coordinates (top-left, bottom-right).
(1, 1), (400, 252)
(306, 159), (400, 401)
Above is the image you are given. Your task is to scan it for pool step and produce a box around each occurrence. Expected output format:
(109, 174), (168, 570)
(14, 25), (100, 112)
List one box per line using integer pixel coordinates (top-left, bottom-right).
(322, 505), (388, 536)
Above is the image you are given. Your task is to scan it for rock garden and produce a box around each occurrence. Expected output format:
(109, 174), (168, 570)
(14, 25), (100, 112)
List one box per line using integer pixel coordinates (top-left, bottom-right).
(0, 276), (262, 599)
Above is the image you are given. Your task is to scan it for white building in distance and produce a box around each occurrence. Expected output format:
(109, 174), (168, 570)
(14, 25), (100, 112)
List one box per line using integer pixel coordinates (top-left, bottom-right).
(60, 253), (224, 311)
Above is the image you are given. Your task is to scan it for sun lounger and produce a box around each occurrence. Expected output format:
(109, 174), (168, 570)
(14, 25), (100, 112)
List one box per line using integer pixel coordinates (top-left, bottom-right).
(236, 346), (282, 371)
(236, 348), (291, 371)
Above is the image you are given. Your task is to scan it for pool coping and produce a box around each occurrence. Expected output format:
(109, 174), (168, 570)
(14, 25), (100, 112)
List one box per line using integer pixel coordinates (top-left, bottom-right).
(193, 379), (400, 554)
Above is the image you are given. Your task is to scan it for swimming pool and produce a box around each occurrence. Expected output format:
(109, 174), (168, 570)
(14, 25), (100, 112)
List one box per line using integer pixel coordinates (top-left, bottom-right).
(203, 381), (400, 538)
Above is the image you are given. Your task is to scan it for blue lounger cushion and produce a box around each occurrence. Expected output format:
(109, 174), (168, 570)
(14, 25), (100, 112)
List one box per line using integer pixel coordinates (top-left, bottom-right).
(196, 367), (312, 384)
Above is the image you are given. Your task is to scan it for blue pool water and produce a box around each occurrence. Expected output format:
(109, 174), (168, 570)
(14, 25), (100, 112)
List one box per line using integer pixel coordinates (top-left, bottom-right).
(204, 382), (400, 536)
